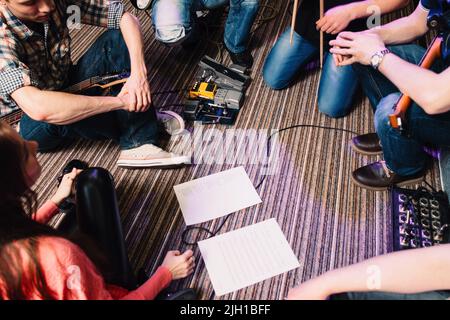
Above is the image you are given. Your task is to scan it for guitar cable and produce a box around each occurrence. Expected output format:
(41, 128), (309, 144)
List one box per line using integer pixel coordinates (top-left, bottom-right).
(180, 124), (360, 246)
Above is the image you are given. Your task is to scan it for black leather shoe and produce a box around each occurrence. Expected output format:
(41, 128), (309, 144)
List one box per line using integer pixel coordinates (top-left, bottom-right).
(156, 288), (197, 300)
(351, 133), (383, 155)
(225, 45), (253, 69)
(352, 161), (425, 191)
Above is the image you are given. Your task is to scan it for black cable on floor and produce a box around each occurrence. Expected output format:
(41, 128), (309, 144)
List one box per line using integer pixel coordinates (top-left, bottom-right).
(152, 88), (190, 96)
(181, 124), (360, 246)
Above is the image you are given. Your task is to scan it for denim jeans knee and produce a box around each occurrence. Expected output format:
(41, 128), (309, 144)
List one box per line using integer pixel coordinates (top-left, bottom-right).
(374, 93), (428, 175)
(318, 54), (359, 118)
(19, 114), (67, 152)
(374, 93), (401, 135)
(262, 29), (317, 89)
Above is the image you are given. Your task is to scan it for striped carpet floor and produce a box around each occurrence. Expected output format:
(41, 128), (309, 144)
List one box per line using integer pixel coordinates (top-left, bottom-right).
(33, 1), (442, 300)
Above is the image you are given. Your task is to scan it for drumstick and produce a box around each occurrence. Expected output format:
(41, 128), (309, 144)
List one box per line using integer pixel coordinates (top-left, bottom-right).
(320, 0), (324, 68)
(290, 0), (299, 45)
(316, 0), (325, 110)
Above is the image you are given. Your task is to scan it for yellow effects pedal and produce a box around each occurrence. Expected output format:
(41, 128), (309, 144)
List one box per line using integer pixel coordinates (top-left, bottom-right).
(189, 82), (217, 100)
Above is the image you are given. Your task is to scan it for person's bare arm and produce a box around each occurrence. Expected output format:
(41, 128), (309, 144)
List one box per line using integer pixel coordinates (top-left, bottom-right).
(374, 3), (429, 45)
(288, 244), (450, 299)
(378, 53), (450, 114)
(317, 0), (410, 35)
(330, 30), (450, 114)
(11, 86), (127, 125)
(117, 12), (152, 112)
(349, 0), (410, 21)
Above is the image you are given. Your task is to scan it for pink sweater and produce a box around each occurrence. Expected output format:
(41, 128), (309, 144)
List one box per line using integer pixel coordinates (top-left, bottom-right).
(0, 201), (172, 300)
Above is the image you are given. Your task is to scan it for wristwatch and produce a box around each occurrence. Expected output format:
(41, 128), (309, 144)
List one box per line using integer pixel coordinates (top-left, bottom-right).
(130, 0), (153, 10)
(370, 49), (391, 70)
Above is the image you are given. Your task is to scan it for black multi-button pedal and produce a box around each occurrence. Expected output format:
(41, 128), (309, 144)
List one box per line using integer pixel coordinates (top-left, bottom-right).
(392, 186), (450, 251)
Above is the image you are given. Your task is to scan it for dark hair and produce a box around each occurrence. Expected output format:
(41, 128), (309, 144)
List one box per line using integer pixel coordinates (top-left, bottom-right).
(0, 121), (108, 299)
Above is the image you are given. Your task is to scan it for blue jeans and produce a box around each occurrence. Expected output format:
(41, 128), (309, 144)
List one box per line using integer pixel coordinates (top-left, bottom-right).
(354, 44), (450, 176)
(19, 30), (158, 152)
(262, 29), (359, 118)
(333, 290), (450, 300)
(151, 0), (259, 53)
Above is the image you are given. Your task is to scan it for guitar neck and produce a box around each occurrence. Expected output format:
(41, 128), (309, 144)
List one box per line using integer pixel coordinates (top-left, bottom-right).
(1, 72), (129, 126)
(0, 109), (24, 126)
(65, 78), (95, 93)
(389, 35), (443, 129)
(65, 73), (129, 93)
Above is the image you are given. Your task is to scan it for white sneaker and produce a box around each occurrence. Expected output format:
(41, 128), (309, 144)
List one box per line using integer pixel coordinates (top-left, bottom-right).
(117, 144), (191, 168)
(157, 110), (186, 136)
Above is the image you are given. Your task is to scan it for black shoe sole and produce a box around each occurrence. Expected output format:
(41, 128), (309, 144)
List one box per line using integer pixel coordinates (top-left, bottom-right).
(351, 173), (425, 191)
(350, 141), (383, 156)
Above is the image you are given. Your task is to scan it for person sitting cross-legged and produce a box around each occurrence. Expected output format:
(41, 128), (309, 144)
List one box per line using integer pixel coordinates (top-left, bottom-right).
(0, 0), (190, 168)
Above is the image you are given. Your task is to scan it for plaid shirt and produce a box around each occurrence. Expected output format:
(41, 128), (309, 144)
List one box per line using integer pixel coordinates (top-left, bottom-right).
(0, 1), (124, 117)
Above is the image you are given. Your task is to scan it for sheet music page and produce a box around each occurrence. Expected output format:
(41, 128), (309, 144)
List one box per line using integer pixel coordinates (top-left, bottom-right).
(198, 219), (300, 296)
(173, 167), (262, 225)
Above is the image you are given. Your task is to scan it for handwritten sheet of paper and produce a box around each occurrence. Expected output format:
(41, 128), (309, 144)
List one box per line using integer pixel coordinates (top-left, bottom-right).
(198, 219), (300, 297)
(173, 167), (262, 226)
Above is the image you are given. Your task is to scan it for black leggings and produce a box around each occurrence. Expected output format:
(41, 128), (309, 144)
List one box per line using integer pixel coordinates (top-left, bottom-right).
(57, 168), (137, 290)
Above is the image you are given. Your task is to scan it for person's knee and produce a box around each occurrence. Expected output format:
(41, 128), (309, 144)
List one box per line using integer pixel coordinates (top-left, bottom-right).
(19, 116), (63, 152)
(318, 101), (348, 118)
(154, 24), (192, 45)
(262, 59), (289, 90)
(374, 93), (401, 134)
(262, 69), (288, 90)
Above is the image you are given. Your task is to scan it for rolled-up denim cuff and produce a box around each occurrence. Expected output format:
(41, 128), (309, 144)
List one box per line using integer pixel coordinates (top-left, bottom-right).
(154, 24), (192, 45)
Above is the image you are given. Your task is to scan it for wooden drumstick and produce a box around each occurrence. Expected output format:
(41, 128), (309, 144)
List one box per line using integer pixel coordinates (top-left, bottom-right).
(290, 0), (299, 45)
(320, 0), (324, 68)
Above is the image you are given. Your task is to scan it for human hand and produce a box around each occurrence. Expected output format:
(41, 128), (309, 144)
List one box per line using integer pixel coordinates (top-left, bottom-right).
(316, 4), (354, 35)
(162, 250), (195, 280)
(329, 31), (386, 66)
(118, 69), (152, 112)
(332, 51), (344, 66)
(51, 168), (82, 205)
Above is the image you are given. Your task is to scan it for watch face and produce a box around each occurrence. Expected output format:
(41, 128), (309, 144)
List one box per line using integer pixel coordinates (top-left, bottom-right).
(137, 0), (152, 9)
(371, 54), (381, 67)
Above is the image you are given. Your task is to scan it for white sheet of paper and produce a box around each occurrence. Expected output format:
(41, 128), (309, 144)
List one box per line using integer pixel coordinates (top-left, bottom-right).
(198, 219), (300, 296)
(173, 167), (262, 226)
